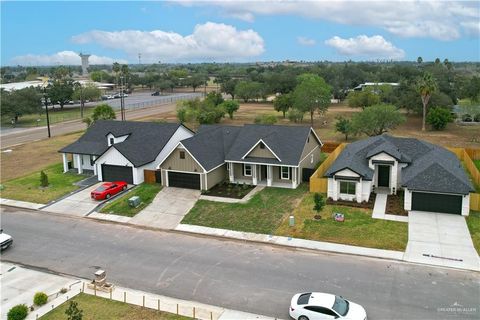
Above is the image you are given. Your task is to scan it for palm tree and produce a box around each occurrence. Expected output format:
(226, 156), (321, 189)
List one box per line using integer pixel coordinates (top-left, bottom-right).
(416, 73), (437, 131)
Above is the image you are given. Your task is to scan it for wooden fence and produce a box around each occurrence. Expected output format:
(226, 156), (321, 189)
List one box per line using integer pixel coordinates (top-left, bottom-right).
(447, 147), (480, 211)
(321, 142), (342, 153)
(310, 143), (346, 193)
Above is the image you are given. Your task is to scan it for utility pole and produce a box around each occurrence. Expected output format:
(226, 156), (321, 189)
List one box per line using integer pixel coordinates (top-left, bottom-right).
(120, 75), (125, 121)
(43, 87), (51, 138)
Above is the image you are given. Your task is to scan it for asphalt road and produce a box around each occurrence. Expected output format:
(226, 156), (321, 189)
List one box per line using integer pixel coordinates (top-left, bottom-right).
(0, 102), (177, 148)
(1, 207), (479, 320)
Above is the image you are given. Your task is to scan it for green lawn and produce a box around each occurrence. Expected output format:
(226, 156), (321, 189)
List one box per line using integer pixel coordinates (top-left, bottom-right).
(466, 211), (480, 255)
(0, 163), (86, 204)
(100, 183), (162, 217)
(2, 106), (95, 127)
(182, 185), (308, 234)
(474, 160), (480, 171)
(40, 293), (190, 320)
(275, 193), (408, 251)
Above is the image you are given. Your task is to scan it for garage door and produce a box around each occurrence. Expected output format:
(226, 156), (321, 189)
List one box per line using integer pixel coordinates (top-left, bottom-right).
(102, 164), (134, 184)
(411, 192), (462, 214)
(168, 172), (200, 189)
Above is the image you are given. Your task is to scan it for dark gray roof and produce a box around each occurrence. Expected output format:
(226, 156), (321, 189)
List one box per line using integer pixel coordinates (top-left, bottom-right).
(325, 135), (474, 195)
(180, 124), (319, 170)
(59, 120), (183, 167)
(225, 124), (316, 165)
(180, 125), (242, 171)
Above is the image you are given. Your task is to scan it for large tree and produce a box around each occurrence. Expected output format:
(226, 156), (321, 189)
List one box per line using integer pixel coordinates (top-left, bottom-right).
(1, 87), (42, 123)
(48, 80), (73, 109)
(292, 74), (331, 125)
(347, 87), (380, 109)
(220, 100), (240, 119)
(416, 73), (438, 131)
(221, 79), (238, 100)
(235, 81), (263, 102)
(351, 104), (406, 136)
(273, 93), (293, 118)
(72, 84), (101, 118)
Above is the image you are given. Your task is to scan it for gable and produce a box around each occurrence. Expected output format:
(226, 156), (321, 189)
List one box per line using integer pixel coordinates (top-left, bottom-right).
(334, 168), (361, 178)
(301, 130), (322, 160)
(245, 141), (277, 159)
(96, 147), (133, 167)
(160, 145), (205, 173)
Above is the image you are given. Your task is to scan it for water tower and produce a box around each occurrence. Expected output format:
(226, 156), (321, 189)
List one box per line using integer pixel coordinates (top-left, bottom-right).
(79, 53), (91, 75)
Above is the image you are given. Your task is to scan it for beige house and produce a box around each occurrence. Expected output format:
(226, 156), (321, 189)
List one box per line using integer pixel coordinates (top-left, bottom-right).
(158, 124), (323, 190)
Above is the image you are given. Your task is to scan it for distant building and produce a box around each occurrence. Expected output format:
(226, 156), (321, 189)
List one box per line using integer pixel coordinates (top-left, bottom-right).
(353, 82), (399, 91)
(79, 53), (91, 75)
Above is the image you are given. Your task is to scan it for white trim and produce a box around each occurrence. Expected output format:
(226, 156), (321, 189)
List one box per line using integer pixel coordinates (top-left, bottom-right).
(339, 180), (356, 195)
(408, 189), (469, 197)
(241, 139), (282, 162)
(299, 145), (320, 164)
(206, 162), (226, 173)
(227, 160), (298, 168)
(166, 169), (202, 174)
(243, 164), (252, 176)
(309, 128), (323, 146)
(158, 142), (207, 173)
(281, 166), (290, 180)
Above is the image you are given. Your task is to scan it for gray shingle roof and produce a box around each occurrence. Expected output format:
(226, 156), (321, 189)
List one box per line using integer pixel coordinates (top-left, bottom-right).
(59, 120), (183, 167)
(180, 124), (318, 170)
(325, 135), (474, 195)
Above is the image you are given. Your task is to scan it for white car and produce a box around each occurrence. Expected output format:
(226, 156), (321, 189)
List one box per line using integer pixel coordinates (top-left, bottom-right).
(289, 292), (367, 320)
(0, 229), (13, 251)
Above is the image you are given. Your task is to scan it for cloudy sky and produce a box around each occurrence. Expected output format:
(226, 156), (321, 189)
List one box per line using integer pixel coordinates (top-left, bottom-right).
(1, 1), (479, 66)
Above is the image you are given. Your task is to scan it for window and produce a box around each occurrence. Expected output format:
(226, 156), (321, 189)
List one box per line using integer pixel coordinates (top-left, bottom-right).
(80, 156), (84, 165)
(304, 306), (338, 317)
(90, 155), (95, 166)
(307, 136), (310, 143)
(281, 166), (290, 180)
(179, 151), (185, 159)
(310, 154), (314, 164)
(332, 296), (349, 317)
(297, 293), (311, 305)
(340, 181), (356, 195)
(109, 137), (114, 145)
(243, 164), (252, 176)
(259, 142), (265, 149)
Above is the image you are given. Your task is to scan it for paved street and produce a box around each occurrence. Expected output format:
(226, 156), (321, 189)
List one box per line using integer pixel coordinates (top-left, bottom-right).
(1, 207), (479, 320)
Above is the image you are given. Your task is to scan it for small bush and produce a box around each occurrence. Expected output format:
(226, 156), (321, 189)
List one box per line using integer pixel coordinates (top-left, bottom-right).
(33, 292), (48, 306)
(254, 114), (277, 125)
(426, 107), (453, 130)
(462, 114), (473, 122)
(65, 300), (83, 320)
(7, 304), (28, 320)
(474, 113), (480, 122)
(60, 287), (68, 294)
(313, 193), (325, 213)
(287, 108), (305, 123)
(40, 171), (49, 187)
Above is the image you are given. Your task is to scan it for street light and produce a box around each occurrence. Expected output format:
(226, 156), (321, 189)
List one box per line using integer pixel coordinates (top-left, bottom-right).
(43, 87), (51, 138)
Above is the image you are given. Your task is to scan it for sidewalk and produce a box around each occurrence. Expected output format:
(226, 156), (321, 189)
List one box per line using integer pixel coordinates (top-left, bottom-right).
(175, 224), (405, 261)
(0, 198), (43, 210)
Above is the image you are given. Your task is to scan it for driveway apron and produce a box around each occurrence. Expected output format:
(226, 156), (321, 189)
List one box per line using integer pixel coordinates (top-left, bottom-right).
(404, 211), (479, 271)
(130, 187), (201, 229)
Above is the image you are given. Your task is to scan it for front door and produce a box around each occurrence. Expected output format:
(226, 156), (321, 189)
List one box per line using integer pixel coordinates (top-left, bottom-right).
(261, 165), (267, 181)
(378, 165), (390, 187)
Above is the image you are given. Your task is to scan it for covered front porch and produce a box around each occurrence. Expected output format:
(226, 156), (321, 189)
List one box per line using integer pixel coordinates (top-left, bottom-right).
(227, 162), (299, 189)
(61, 152), (97, 175)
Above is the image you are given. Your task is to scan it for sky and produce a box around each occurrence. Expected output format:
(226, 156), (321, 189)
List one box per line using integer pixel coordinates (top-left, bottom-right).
(1, 0), (479, 66)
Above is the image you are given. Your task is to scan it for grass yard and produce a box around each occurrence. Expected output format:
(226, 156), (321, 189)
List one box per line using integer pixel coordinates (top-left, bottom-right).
(40, 293), (190, 320)
(182, 184), (308, 234)
(466, 211), (480, 255)
(0, 163), (86, 204)
(100, 183), (162, 217)
(2, 106), (95, 128)
(475, 160), (480, 171)
(275, 193), (408, 251)
(1, 131), (83, 182)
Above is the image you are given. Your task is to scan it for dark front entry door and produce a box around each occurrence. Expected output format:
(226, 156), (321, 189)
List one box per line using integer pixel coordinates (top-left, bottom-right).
(261, 165), (267, 180)
(377, 165), (390, 187)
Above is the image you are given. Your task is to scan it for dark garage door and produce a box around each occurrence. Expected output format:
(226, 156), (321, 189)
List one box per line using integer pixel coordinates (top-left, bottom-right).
(411, 192), (462, 214)
(168, 172), (200, 189)
(102, 164), (134, 184)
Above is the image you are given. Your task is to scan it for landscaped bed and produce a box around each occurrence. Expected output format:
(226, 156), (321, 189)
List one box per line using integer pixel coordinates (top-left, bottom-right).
(326, 194), (375, 209)
(275, 193), (408, 251)
(39, 293), (190, 320)
(0, 163), (87, 204)
(182, 185), (307, 234)
(466, 211), (480, 255)
(100, 183), (162, 217)
(201, 181), (255, 199)
(386, 191), (408, 216)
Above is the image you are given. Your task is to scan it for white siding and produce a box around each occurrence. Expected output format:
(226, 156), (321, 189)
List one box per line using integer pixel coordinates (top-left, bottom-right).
(329, 177), (370, 203)
(370, 152), (399, 194)
(404, 188), (412, 211)
(96, 147), (135, 182)
(335, 168), (360, 178)
(155, 126), (194, 169)
(107, 133), (129, 146)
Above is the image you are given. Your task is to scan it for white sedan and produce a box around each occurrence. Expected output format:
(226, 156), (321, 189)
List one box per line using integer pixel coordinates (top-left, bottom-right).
(289, 292), (367, 320)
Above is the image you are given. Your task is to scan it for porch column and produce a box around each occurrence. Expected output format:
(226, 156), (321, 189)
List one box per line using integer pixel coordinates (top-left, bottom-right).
(252, 164), (257, 185)
(75, 154), (83, 174)
(267, 165), (272, 187)
(291, 167), (296, 188)
(93, 156), (97, 175)
(228, 162), (234, 183)
(62, 153), (69, 173)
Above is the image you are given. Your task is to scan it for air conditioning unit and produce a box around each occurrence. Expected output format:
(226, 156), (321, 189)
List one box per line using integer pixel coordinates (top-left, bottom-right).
(128, 196), (141, 208)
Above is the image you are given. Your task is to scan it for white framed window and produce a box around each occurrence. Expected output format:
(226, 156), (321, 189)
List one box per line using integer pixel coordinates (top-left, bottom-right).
(243, 164), (252, 176)
(281, 166), (290, 180)
(179, 151), (185, 159)
(109, 137), (114, 145)
(340, 181), (356, 195)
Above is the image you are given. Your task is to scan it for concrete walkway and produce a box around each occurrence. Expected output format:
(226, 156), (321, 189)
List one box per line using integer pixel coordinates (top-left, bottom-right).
(176, 224), (405, 261)
(371, 192), (409, 222)
(404, 211), (480, 271)
(129, 187), (201, 229)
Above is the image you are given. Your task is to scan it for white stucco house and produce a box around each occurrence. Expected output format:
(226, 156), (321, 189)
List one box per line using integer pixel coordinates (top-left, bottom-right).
(324, 135), (474, 216)
(59, 120), (193, 185)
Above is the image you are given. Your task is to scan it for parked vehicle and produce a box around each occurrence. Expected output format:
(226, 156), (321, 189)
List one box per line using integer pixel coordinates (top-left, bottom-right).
(0, 229), (13, 251)
(289, 292), (367, 320)
(151, 91), (160, 96)
(91, 181), (128, 200)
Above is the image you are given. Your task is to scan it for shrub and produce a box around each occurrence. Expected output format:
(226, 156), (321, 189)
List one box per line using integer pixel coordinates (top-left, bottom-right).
(65, 300), (83, 320)
(474, 113), (480, 122)
(462, 114), (472, 122)
(313, 193), (325, 213)
(426, 107), (453, 130)
(254, 114), (277, 125)
(7, 304), (28, 320)
(60, 287), (68, 294)
(33, 292), (48, 306)
(287, 108), (305, 123)
(40, 171), (49, 187)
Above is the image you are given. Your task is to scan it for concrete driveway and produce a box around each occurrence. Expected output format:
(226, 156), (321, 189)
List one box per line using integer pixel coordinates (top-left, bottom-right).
(130, 187), (200, 229)
(42, 183), (131, 217)
(404, 211), (480, 271)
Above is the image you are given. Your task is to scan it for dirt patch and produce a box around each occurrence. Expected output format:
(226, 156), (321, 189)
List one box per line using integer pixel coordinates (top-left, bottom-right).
(386, 191), (409, 216)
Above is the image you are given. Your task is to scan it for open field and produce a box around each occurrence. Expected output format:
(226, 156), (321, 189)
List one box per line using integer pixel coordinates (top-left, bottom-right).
(1, 131), (83, 182)
(40, 293), (190, 320)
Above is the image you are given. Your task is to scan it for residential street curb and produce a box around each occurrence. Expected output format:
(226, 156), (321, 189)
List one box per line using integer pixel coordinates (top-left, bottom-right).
(0, 198), (43, 210)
